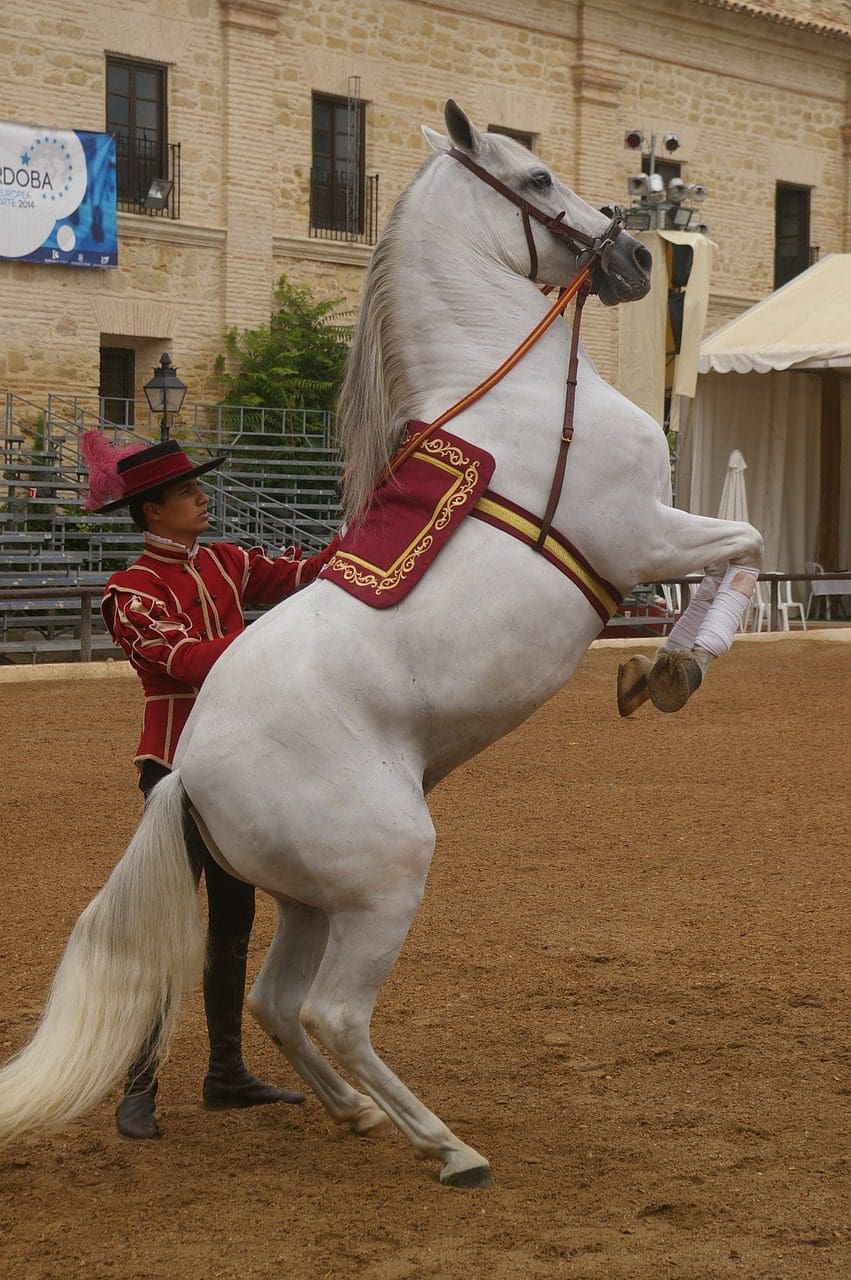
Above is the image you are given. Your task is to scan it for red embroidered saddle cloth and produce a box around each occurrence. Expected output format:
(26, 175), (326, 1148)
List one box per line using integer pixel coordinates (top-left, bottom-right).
(320, 423), (495, 608)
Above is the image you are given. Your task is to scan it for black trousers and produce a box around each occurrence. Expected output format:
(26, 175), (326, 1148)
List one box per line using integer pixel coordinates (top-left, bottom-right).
(139, 761), (255, 940)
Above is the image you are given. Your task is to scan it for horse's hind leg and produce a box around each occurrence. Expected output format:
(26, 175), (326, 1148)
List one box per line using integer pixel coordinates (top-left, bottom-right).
(247, 899), (389, 1135)
(300, 895), (491, 1189)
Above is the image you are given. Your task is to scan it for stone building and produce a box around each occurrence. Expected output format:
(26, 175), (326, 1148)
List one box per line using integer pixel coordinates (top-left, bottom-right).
(0, 0), (849, 408)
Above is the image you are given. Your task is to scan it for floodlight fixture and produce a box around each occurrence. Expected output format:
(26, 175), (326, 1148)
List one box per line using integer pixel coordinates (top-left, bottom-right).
(662, 132), (680, 153)
(143, 178), (174, 211)
(688, 183), (707, 203)
(627, 173), (650, 198)
(623, 208), (653, 231)
(624, 129), (644, 150)
(667, 178), (688, 204)
(669, 206), (694, 229)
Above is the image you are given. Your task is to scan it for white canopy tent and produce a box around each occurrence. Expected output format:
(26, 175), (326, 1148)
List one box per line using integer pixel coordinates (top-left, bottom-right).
(679, 255), (851, 574)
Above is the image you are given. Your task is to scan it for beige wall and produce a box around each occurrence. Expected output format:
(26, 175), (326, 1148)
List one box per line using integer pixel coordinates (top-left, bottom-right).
(1, 0), (848, 409)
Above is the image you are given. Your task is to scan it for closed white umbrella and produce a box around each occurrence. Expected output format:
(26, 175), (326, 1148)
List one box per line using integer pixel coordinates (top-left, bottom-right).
(717, 449), (749, 522)
(717, 450), (756, 630)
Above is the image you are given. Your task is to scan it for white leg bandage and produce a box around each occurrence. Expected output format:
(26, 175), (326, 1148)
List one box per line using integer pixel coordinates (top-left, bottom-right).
(693, 566), (759, 658)
(661, 573), (721, 653)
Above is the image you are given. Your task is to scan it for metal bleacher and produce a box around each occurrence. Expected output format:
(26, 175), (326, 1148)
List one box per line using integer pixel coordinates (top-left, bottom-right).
(0, 391), (344, 663)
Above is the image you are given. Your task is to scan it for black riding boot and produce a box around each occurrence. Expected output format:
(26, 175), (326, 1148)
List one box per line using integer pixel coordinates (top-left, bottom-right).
(116, 1041), (160, 1140)
(201, 934), (305, 1109)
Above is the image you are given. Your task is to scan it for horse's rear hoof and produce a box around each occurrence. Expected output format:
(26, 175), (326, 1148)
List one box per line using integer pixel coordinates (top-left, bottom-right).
(648, 650), (703, 713)
(440, 1162), (493, 1189)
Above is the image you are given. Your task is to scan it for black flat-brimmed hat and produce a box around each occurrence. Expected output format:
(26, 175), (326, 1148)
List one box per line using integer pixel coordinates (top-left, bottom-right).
(82, 434), (227, 513)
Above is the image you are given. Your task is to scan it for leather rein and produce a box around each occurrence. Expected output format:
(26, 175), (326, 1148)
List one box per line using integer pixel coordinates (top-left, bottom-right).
(378, 149), (625, 554)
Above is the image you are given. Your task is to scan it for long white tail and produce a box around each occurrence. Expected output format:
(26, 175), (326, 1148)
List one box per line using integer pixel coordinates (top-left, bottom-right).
(0, 771), (205, 1143)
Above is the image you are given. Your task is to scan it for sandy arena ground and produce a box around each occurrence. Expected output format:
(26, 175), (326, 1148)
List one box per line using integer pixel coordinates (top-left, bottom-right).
(0, 640), (848, 1280)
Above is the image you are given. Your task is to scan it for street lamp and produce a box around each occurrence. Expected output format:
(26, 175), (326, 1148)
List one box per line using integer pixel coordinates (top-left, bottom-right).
(143, 353), (187, 442)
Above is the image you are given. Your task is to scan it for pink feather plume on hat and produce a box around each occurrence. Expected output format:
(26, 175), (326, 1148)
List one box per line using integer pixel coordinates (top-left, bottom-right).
(81, 431), (149, 511)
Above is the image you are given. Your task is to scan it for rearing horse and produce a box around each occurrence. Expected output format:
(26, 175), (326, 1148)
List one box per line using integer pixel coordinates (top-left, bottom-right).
(0, 102), (762, 1187)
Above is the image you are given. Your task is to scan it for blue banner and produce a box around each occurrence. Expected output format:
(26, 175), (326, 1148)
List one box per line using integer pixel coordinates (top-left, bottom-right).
(0, 122), (118, 268)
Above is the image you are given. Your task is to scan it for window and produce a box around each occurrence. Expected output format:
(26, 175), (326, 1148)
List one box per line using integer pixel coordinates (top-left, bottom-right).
(774, 183), (811, 288)
(487, 125), (535, 150)
(641, 154), (681, 188)
(310, 93), (367, 237)
(99, 346), (135, 426)
(106, 57), (173, 212)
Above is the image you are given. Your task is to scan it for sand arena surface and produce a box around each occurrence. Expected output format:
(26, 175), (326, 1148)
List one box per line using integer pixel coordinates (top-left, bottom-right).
(0, 641), (847, 1280)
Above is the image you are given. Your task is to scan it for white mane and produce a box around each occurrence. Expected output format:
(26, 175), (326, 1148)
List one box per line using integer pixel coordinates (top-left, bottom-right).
(334, 169), (427, 523)
(335, 136), (534, 523)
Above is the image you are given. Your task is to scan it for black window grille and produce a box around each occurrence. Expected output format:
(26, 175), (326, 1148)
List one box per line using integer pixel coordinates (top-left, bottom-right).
(774, 183), (812, 288)
(310, 93), (377, 243)
(106, 56), (179, 218)
(487, 125), (536, 150)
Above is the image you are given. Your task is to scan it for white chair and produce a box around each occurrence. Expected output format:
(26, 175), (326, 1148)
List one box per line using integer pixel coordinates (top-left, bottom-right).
(750, 580), (771, 632)
(752, 578), (806, 632)
(805, 560), (828, 620)
(777, 578), (806, 631)
(659, 582), (682, 615)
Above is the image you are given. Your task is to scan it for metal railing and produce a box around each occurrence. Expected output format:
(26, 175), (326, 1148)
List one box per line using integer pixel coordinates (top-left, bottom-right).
(0, 585), (104, 662)
(25, 394), (336, 451)
(1, 392), (343, 554)
(608, 572), (851, 635)
(115, 137), (181, 219)
(309, 169), (379, 244)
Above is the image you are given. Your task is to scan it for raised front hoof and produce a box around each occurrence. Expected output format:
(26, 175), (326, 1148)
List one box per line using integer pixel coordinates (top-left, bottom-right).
(648, 650), (703, 713)
(617, 654), (653, 717)
(440, 1161), (493, 1190)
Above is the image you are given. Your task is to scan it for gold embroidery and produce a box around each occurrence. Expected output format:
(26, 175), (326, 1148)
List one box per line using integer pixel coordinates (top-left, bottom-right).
(327, 434), (481, 595)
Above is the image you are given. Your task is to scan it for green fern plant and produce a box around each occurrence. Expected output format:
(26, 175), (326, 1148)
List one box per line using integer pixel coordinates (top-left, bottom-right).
(215, 276), (351, 412)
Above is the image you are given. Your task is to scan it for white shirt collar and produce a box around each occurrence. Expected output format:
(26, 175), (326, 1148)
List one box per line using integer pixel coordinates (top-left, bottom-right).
(143, 532), (200, 560)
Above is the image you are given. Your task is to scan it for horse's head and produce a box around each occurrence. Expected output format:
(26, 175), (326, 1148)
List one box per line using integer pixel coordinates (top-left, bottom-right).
(423, 101), (652, 306)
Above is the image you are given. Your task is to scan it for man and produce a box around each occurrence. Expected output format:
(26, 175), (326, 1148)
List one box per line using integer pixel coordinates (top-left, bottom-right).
(82, 432), (338, 1139)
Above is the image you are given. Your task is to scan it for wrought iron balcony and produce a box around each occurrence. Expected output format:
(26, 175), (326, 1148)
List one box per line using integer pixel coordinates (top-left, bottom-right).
(309, 168), (379, 245)
(115, 135), (181, 219)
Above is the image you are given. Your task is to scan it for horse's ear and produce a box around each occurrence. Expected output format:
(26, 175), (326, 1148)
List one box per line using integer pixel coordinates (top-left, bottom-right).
(444, 100), (483, 156)
(421, 125), (450, 154)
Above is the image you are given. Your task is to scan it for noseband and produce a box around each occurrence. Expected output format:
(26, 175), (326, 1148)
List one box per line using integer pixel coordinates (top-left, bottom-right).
(448, 147), (625, 284)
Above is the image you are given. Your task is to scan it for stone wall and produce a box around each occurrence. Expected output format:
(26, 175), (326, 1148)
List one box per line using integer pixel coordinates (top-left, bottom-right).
(0, 0), (848, 406)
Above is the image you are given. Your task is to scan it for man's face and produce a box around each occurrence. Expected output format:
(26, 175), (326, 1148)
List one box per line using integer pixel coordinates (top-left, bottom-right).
(144, 477), (210, 543)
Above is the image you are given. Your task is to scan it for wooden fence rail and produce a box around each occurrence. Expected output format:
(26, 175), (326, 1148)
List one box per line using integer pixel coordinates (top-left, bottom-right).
(1, 574), (850, 663)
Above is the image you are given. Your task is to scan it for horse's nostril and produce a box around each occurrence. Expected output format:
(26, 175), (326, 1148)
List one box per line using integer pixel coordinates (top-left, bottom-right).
(634, 245), (653, 274)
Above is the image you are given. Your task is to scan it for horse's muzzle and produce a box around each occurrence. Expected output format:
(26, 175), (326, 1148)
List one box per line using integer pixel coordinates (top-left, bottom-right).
(596, 239), (652, 307)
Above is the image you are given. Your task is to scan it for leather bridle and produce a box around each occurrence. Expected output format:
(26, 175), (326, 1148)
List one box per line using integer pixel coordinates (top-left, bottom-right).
(448, 148), (626, 549)
(375, 149), (630, 558)
(448, 147), (625, 285)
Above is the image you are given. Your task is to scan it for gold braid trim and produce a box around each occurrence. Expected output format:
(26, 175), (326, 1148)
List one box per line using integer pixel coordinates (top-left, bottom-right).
(329, 435), (482, 595)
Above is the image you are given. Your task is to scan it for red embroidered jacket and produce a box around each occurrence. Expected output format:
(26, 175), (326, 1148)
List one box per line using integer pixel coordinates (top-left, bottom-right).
(103, 536), (334, 767)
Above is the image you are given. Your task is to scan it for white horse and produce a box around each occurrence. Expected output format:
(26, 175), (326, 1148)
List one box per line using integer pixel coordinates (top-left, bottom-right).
(0, 103), (761, 1187)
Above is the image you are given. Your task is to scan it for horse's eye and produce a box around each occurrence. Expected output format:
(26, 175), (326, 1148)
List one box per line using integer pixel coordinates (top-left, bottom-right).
(530, 171), (552, 191)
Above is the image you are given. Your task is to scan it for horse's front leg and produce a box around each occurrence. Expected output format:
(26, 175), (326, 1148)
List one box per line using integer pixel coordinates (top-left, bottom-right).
(619, 505), (763, 715)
